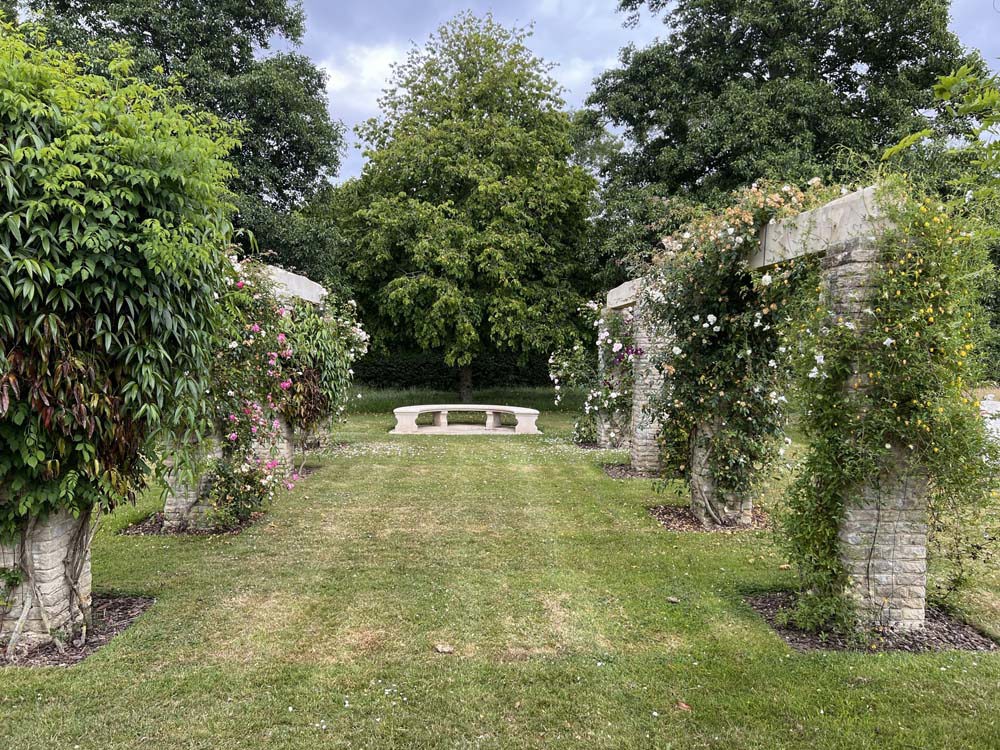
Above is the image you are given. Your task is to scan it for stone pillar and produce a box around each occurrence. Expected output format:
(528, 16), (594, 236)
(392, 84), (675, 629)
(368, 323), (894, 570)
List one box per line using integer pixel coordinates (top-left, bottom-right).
(630, 295), (665, 473)
(163, 470), (215, 532)
(689, 417), (753, 526)
(838, 457), (928, 630)
(0, 509), (92, 648)
(822, 236), (928, 631)
(162, 441), (222, 532)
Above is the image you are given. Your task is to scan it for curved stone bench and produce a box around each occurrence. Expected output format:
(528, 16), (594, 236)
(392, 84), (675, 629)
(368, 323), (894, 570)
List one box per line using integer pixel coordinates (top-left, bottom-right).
(391, 404), (541, 435)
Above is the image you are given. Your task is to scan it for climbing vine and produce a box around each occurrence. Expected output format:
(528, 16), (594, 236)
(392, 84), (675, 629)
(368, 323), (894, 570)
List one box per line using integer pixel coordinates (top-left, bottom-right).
(781, 179), (999, 631)
(549, 302), (637, 445)
(642, 181), (834, 516)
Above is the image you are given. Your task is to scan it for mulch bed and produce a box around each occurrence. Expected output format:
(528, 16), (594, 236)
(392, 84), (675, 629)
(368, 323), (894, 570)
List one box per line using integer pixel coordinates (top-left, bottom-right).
(747, 591), (999, 653)
(648, 504), (770, 532)
(119, 511), (265, 537)
(604, 463), (659, 480)
(1, 594), (154, 668)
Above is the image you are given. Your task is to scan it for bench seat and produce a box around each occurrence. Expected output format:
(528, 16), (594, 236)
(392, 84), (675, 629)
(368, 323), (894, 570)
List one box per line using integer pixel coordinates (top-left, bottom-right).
(390, 404), (541, 435)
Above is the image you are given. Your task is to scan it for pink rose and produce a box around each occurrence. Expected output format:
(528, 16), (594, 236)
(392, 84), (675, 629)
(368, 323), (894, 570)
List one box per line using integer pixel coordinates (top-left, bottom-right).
(227, 433), (238, 442)
(279, 380), (292, 390)
(235, 280), (245, 289)
(277, 333), (287, 344)
(250, 323), (261, 333)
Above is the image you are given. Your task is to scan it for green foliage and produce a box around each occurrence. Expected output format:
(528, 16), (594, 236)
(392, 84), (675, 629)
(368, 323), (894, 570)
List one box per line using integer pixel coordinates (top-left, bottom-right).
(279, 299), (369, 435)
(352, 349), (551, 391)
(339, 13), (596, 374)
(549, 303), (637, 446)
(0, 565), (22, 607)
(887, 65), (1000, 379)
(645, 182), (832, 496)
(30, 0), (344, 273)
(200, 453), (277, 530)
(592, 0), (981, 202)
(0, 23), (236, 536)
(782, 180), (999, 631)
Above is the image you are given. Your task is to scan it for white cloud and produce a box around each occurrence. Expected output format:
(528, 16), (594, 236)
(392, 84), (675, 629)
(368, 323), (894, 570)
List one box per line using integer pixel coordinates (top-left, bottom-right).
(320, 42), (408, 118)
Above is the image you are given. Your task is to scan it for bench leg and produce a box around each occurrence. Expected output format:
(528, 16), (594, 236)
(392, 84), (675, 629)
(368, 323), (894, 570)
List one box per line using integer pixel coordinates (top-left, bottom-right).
(485, 411), (503, 430)
(515, 415), (540, 434)
(433, 411), (449, 428)
(393, 413), (419, 434)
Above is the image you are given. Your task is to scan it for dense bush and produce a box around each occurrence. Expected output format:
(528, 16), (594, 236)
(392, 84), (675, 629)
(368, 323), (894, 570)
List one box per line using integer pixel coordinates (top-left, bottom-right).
(200, 260), (367, 523)
(643, 181), (832, 518)
(549, 302), (637, 446)
(0, 24), (236, 538)
(782, 180), (999, 631)
(353, 349), (550, 391)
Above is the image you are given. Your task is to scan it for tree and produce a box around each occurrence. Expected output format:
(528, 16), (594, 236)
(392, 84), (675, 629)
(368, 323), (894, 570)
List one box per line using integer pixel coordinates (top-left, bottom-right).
(28, 0), (344, 278)
(590, 0), (982, 202)
(340, 13), (595, 400)
(0, 23), (235, 647)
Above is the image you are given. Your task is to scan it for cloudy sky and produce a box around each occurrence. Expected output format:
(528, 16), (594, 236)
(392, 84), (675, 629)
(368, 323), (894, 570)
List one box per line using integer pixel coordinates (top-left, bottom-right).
(292, 0), (1000, 180)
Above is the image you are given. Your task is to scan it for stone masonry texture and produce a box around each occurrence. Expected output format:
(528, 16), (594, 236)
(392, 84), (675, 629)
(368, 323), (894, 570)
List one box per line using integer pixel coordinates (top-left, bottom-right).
(822, 236), (928, 631)
(0, 508), (91, 646)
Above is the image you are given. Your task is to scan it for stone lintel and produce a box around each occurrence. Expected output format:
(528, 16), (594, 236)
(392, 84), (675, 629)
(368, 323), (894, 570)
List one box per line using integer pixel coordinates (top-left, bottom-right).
(264, 265), (327, 305)
(606, 279), (641, 310)
(749, 186), (885, 270)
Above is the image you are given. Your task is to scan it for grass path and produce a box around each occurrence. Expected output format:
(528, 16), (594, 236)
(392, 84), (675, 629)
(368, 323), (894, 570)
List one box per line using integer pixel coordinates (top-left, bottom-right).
(1, 404), (998, 749)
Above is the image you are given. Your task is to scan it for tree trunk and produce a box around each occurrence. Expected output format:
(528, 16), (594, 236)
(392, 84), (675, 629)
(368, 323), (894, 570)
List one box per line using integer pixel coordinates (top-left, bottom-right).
(458, 365), (473, 403)
(688, 419), (752, 527)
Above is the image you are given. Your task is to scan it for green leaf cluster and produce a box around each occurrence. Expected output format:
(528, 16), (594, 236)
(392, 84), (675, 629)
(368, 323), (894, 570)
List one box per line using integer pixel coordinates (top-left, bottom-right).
(591, 0), (981, 202)
(0, 23), (236, 536)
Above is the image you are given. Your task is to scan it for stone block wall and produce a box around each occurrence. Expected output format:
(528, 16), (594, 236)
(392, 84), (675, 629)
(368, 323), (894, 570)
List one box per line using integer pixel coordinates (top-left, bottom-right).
(838, 462), (928, 630)
(630, 296), (665, 474)
(689, 417), (753, 526)
(821, 235), (929, 631)
(0, 509), (91, 647)
(162, 440), (223, 532)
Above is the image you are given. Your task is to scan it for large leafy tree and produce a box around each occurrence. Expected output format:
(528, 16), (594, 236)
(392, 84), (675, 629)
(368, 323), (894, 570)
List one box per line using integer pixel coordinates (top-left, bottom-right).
(590, 0), (982, 201)
(339, 13), (595, 399)
(29, 0), (344, 281)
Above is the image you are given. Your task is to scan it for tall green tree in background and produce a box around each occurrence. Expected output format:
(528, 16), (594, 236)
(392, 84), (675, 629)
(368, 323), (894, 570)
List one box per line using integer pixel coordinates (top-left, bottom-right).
(590, 0), (982, 203)
(337, 13), (594, 400)
(29, 0), (344, 282)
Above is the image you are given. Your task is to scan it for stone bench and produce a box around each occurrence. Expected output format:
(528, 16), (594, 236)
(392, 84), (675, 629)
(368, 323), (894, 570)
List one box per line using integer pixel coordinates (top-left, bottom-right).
(390, 404), (541, 435)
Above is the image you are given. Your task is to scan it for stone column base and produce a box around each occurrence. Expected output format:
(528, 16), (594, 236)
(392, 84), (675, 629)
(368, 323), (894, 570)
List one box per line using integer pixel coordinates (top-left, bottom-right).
(0, 509), (92, 648)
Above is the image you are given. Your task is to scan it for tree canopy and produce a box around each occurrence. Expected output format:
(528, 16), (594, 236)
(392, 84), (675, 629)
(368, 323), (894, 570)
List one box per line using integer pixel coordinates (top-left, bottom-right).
(337, 13), (595, 397)
(30, 0), (344, 280)
(590, 0), (982, 201)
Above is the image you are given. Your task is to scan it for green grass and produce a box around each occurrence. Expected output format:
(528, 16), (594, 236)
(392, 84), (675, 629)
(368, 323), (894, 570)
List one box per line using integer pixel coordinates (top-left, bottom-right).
(2, 388), (998, 749)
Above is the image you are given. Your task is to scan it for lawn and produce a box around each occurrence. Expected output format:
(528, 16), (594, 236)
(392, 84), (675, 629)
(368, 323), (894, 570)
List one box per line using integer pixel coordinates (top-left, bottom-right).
(1, 388), (997, 749)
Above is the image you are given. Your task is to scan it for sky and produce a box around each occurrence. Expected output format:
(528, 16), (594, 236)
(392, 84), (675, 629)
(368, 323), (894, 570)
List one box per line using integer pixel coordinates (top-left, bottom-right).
(291, 0), (1000, 181)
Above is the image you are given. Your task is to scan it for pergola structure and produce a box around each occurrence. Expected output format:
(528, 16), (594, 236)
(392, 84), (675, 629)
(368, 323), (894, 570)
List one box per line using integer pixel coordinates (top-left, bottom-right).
(602, 187), (934, 631)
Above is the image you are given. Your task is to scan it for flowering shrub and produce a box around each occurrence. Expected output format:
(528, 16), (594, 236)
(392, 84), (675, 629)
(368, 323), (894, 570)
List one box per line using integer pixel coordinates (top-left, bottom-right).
(782, 180), (999, 630)
(194, 259), (367, 525)
(549, 302), (637, 446)
(642, 181), (834, 519)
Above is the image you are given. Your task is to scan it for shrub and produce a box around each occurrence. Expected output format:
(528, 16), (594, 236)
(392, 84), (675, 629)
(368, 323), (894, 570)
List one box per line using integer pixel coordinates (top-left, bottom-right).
(0, 23), (236, 538)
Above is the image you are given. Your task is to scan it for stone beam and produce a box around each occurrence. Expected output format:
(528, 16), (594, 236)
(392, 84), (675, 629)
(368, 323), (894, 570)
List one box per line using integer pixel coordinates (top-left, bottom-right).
(606, 278), (641, 310)
(265, 265), (327, 305)
(748, 186), (884, 270)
